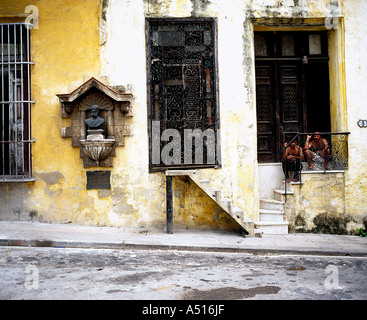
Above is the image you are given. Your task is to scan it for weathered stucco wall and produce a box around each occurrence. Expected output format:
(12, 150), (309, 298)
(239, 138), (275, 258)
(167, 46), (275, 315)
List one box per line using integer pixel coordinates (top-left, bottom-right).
(172, 177), (240, 230)
(343, 0), (367, 220)
(285, 173), (349, 233)
(285, 171), (365, 234)
(100, 0), (260, 228)
(1, 0), (366, 233)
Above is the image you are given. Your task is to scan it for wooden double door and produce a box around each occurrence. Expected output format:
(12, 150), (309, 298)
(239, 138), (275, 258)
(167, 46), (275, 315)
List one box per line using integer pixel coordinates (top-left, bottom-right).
(255, 31), (330, 163)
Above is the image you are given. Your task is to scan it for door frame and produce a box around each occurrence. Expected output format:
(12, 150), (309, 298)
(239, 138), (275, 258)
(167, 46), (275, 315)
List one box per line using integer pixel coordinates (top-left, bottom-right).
(255, 29), (331, 163)
(253, 18), (348, 157)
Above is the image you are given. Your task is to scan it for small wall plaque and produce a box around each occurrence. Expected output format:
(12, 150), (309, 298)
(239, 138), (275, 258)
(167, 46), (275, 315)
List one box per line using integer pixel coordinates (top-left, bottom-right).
(86, 171), (111, 190)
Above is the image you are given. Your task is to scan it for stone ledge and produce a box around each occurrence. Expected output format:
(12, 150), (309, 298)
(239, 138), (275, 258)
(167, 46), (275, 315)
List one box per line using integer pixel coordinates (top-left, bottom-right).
(301, 170), (345, 174)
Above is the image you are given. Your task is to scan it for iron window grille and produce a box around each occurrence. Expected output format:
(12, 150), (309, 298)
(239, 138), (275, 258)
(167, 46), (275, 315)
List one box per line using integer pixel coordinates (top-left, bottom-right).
(146, 18), (220, 171)
(0, 23), (34, 182)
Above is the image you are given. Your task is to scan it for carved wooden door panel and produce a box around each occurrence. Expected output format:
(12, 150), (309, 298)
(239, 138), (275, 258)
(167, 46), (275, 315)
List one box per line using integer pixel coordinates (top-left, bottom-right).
(278, 63), (304, 153)
(256, 61), (304, 163)
(147, 19), (219, 171)
(255, 32), (309, 163)
(255, 63), (276, 163)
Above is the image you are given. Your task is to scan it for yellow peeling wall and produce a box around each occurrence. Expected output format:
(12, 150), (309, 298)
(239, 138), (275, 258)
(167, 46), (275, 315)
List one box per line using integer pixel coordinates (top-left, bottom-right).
(0, 0), (110, 225)
(1, 0), (366, 231)
(30, 0), (107, 225)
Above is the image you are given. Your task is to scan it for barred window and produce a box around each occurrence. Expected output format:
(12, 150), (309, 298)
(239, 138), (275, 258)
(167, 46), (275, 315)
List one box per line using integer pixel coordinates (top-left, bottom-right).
(0, 23), (34, 181)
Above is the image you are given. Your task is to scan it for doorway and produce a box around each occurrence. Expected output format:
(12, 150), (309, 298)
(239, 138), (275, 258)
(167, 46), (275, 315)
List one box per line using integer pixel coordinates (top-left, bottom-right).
(255, 31), (331, 163)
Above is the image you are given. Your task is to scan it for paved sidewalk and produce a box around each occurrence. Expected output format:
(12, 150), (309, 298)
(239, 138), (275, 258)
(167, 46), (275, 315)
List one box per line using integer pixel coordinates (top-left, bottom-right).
(0, 221), (366, 256)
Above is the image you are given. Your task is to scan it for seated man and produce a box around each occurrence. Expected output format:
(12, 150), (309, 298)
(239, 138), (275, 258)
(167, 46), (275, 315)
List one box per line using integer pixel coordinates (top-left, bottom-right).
(304, 132), (331, 170)
(282, 139), (303, 183)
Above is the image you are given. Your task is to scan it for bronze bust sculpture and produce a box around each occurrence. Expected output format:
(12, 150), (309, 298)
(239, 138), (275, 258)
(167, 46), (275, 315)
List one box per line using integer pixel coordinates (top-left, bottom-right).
(85, 105), (105, 129)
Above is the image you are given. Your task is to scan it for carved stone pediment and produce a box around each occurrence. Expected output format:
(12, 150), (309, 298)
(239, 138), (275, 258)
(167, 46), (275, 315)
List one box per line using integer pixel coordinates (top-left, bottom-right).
(57, 77), (133, 167)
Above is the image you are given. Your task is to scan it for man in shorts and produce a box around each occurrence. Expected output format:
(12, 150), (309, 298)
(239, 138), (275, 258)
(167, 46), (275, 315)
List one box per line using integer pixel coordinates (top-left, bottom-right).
(282, 139), (303, 183)
(304, 132), (331, 170)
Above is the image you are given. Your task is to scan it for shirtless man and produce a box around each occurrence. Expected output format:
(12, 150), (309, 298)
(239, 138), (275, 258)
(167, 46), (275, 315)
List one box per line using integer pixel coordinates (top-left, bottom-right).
(282, 139), (303, 183)
(304, 132), (331, 170)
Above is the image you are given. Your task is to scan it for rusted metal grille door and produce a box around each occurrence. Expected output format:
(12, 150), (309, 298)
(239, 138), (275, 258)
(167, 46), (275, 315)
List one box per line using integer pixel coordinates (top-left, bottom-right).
(147, 19), (219, 171)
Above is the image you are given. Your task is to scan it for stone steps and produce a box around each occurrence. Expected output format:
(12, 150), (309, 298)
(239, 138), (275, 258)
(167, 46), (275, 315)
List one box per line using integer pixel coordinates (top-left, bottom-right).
(259, 208), (285, 222)
(260, 198), (285, 211)
(254, 221), (289, 235)
(256, 180), (293, 235)
(274, 189), (294, 201)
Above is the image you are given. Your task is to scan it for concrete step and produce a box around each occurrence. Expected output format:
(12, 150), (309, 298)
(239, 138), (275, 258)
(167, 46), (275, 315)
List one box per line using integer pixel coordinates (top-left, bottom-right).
(274, 189), (294, 201)
(211, 189), (222, 202)
(260, 198), (285, 211)
(281, 181), (295, 192)
(165, 170), (198, 176)
(220, 198), (232, 213)
(232, 207), (244, 220)
(199, 180), (210, 189)
(255, 221), (289, 235)
(259, 209), (284, 222)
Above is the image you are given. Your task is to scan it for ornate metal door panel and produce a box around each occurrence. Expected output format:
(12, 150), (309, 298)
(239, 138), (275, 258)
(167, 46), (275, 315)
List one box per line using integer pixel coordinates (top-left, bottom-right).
(147, 19), (219, 171)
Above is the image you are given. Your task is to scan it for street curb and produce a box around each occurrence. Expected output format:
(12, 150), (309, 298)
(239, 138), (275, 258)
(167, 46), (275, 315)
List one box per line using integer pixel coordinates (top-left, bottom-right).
(1, 238), (366, 257)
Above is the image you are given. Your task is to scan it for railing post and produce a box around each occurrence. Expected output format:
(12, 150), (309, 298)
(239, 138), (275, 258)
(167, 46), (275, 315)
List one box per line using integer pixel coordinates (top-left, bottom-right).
(284, 167), (287, 202)
(299, 156), (302, 188)
(166, 175), (173, 234)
